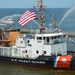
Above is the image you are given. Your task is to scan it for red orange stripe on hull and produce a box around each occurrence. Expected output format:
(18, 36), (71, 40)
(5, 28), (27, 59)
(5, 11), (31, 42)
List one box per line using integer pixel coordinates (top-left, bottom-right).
(54, 56), (72, 69)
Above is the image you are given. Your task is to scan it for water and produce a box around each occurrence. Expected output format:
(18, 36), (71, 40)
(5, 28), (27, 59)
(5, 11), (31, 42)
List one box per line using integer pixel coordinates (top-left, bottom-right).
(0, 62), (75, 75)
(0, 8), (75, 32)
(0, 8), (75, 75)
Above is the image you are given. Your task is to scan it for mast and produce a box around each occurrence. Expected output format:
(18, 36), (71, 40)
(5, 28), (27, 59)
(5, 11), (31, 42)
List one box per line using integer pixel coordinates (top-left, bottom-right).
(37, 0), (44, 33)
(54, 13), (58, 32)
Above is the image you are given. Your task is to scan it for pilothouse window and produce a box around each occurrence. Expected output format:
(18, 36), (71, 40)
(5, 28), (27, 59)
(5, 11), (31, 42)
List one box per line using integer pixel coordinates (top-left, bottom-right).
(37, 37), (42, 40)
(44, 51), (46, 54)
(54, 36), (57, 39)
(51, 36), (60, 39)
(51, 37), (53, 39)
(58, 36), (60, 38)
(47, 37), (49, 42)
(43, 37), (45, 40)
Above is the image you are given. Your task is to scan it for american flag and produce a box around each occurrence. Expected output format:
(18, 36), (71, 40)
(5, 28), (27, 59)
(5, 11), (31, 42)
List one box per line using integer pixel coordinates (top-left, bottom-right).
(18, 7), (37, 26)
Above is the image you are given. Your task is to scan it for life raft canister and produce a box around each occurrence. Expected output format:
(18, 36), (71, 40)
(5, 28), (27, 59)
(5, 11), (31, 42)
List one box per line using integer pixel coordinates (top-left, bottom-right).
(54, 56), (72, 69)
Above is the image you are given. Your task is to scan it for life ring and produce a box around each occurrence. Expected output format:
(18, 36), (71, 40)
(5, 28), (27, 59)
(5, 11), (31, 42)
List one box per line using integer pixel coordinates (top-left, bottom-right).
(20, 41), (23, 43)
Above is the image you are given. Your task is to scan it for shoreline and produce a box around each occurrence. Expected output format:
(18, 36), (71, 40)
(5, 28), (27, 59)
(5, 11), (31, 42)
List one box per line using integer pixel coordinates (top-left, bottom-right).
(4, 29), (75, 37)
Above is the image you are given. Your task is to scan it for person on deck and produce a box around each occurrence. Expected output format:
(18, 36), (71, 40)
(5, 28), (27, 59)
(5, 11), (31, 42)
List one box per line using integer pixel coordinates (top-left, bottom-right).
(57, 52), (62, 56)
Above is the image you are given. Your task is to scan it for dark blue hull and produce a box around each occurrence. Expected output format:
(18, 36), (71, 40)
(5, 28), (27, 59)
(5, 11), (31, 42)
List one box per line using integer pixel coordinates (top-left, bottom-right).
(0, 55), (75, 70)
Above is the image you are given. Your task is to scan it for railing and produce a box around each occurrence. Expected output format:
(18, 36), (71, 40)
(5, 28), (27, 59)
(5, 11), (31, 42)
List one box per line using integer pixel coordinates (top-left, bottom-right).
(0, 47), (11, 56)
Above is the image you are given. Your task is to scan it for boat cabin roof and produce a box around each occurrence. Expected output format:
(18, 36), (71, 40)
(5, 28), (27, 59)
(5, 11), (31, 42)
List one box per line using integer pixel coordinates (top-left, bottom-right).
(35, 32), (63, 37)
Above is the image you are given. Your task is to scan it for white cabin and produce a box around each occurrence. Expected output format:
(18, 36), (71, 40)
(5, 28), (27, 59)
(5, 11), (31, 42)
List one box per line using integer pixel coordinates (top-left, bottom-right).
(23, 32), (67, 58)
(0, 31), (67, 59)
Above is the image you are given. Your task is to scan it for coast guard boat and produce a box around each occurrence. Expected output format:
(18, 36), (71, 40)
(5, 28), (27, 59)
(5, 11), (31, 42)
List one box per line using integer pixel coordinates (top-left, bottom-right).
(0, 0), (75, 70)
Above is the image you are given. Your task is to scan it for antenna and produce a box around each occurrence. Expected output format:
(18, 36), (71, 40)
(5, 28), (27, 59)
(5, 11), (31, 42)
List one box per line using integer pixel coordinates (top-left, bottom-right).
(37, 0), (44, 33)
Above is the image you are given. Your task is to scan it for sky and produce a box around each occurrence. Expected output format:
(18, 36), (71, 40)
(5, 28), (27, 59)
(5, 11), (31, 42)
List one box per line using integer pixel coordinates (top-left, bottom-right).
(0, 0), (75, 8)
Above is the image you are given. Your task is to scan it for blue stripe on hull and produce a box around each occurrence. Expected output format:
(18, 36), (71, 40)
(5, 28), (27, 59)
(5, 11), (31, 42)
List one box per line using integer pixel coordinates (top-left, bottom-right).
(53, 56), (59, 67)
